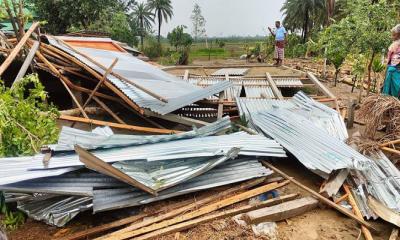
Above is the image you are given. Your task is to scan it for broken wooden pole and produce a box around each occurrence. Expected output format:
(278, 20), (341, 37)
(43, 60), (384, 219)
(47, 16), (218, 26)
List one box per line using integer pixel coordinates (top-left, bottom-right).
(343, 185), (373, 240)
(92, 97), (126, 124)
(266, 72), (283, 100)
(244, 197), (319, 225)
(0, 22), (39, 77)
(59, 115), (181, 134)
(134, 194), (299, 240)
(347, 99), (357, 129)
(261, 161), (378, 233)
(11, 40), (39, 88)
(98, 180), (290, 240)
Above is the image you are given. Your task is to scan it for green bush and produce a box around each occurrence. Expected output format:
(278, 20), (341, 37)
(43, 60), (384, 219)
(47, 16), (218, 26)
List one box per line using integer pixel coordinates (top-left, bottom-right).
(143, 36), (163, 59)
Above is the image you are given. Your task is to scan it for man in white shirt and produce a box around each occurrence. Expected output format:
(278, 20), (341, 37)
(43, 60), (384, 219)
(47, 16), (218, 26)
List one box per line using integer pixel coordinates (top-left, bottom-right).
(268, 21), (287, 66)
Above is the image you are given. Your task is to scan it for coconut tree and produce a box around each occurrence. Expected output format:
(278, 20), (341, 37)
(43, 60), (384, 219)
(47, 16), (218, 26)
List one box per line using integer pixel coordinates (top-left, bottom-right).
(148, 0), (173, 43)
(131, 2), (154, 49)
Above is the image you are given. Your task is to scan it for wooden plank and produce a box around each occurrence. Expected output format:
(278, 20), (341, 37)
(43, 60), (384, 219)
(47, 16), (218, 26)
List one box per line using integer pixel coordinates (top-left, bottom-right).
(244, 197), (319, 224)
(93, 97), (126, 124)
(59, 115), (181, 134)
(320, 169), (349, 197)
(343, 185), (373, 240)
(368, 196), (400, 228)
(380, 139), (400, 148)
(11, 40), (39, 89)
(98, 177), (266, 239)
(53, 37), (168, 103)
(266, 72), (283, 100)
(183, 70), (189, 80)
(36, 51), (89, 119)
(75, 145), (157, 195)
(0, 22), (39, 76)
(306, 72), (336, 99)
(134, 194), (299, 240)
(261, 161), (378, 233)
(381, 147), (400, 156)
(98, 180), (290, 240)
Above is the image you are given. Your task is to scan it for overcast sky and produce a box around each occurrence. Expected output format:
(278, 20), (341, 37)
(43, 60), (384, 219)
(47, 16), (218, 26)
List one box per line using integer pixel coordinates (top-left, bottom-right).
(137, 0), (285, 37)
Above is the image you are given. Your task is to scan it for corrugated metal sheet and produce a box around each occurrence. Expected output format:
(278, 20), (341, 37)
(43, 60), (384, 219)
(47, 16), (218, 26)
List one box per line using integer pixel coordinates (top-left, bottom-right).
(112, 148), (239, 192)
(274, 78), (303, 88)
(47, 36), (232, 115)
(93, 158), (272, 212)
(211, 68), (249, 76)
(251, 109), (369, 178)
(31, 132), (286, 170)
(236, 91), (348, 141)
(18, 195), (92, 227)
(49, 116), (232, 151)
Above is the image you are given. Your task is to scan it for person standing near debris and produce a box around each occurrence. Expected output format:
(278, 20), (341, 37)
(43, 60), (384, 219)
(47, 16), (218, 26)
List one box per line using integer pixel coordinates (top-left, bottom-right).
(383, 24), (400, 97)
(268, 21), (287, 66)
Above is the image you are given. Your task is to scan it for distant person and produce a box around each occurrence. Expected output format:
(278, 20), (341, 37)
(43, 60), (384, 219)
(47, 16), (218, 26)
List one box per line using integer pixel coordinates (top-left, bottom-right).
(268, 21), (287, 66)
(382, 24), (400, 97)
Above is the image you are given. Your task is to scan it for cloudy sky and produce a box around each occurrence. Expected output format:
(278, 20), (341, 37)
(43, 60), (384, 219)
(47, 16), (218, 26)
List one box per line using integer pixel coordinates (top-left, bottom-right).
(137, 0), (286, 37)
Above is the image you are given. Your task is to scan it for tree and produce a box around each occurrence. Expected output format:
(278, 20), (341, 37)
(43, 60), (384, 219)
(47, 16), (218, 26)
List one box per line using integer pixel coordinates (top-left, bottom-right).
(281, 0), (326, 43)
(131, 2), (154, 49)
(148, 0), (173, 43)
(167, 25), (193, 65)
(191, 3), (206, 41)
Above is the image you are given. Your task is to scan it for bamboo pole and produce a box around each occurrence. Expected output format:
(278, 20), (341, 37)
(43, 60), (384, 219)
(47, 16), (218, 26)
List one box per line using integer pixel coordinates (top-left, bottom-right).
(0, 22), (39, 76)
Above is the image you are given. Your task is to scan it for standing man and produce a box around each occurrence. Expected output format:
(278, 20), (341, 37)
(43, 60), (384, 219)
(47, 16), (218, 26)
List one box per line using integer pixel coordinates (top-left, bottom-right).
(268, 21), (287, 66)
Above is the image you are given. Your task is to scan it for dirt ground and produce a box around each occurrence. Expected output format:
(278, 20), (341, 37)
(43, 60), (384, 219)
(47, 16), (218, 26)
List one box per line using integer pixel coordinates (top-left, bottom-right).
(4, 59), (395, 240)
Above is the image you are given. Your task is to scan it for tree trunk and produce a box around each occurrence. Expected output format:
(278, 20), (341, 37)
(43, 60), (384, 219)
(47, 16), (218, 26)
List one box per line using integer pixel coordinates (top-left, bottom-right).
(140, 18), (144, 50)
(334, 69), (339, 86)
(366, 51), (375, 95)
(303, 10), (310, 43)
(157, 10), (162, 44)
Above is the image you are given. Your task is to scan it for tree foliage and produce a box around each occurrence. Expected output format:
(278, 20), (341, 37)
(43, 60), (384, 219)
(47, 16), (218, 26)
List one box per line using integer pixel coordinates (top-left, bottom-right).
(167, 25), (193, 64)
(131, 2), (154, 49)
(0, 74), (59, 157)
(147, 0), (173, 43)
(191, 3), (206, 41)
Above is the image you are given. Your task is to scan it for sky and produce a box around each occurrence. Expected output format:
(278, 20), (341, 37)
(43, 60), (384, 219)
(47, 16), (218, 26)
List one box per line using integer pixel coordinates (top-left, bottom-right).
(137, 0), (286, 37)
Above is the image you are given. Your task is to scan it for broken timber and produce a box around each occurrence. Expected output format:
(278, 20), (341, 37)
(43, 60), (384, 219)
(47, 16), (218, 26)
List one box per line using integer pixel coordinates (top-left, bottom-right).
(320, 169), (349, 197)
(261, 161), (378, 233)
(12, 40), (40, 89)
(266, 72), (283, 100)
(244, 197), (319, 224)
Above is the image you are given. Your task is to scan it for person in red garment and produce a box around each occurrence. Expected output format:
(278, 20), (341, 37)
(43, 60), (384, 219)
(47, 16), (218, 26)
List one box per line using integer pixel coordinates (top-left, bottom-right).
(268, 21), (287, 66)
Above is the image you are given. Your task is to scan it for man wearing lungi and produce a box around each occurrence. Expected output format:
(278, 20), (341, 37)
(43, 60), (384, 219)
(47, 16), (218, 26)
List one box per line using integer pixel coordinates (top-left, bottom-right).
(268, 21), (287, 66)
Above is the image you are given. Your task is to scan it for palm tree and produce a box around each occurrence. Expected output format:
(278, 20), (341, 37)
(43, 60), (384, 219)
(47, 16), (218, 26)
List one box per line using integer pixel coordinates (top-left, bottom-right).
(281, 0), (326, 43)
(148, 0), (173, 43)
(131, 2), (154, 49)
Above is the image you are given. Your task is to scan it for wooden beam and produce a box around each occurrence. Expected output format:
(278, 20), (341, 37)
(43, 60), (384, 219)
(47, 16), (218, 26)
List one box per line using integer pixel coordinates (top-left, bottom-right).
(320, 169), (349, 197)
(244, 197), (319, 225)
(134, 194), (299, 240)
(380, 139), (400, 148)
(11, 40), (39, 89)
(266, 72), (283, 100)
(93, 97), (126, 124)
(59, 115), (181, 134)
(53, 37), (168, 103)
(98, 177), (266, 239)
(82, 58), (118, 109)
(144, 111), (210, 127)
(98, 180), (290, 240)
(0, 22), (39, 76)
(381, 147), (400, 156)
(75, 145), (157, 195)
(183, 70), (189, 80)
(307, 72), (336, 99)
(36, 51), (89, 119)
(261, 161), (378, 233)
(343, 185), (373, 240)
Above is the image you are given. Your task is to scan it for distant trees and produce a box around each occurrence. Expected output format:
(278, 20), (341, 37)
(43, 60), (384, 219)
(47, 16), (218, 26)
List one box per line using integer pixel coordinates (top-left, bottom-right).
(147, 0), (173, 43)
(167, 25), (193, 65)
(131, 2), (154, 49)
(191, 3), (206, 41)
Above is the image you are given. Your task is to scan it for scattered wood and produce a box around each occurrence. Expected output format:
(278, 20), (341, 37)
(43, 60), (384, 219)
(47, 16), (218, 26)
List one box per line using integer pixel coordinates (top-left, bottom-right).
(11, 40), (39, 88)
(320, 169), (349, 197)
(266, 72), (283, 100)
(59, 107), (105, 117)
(59, 115), (180, 134)
(343, 185), (373, 240)
(244, 197), (319, 225)
(133, 194), (299, 240)
(261, 161), (378, 233)
(368, 196), (400, 228)
(97, 180), (290, 240)
(0, 22), (39, 77)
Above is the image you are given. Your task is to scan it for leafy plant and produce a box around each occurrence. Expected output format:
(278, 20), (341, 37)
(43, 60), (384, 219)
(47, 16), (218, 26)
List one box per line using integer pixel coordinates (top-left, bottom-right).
(0, 74), (59, 157)
(0, 192), (25, 230)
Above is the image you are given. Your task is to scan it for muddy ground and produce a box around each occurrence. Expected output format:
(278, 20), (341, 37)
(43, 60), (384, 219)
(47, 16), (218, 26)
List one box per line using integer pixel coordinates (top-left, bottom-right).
(4, 59), (395, 240)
